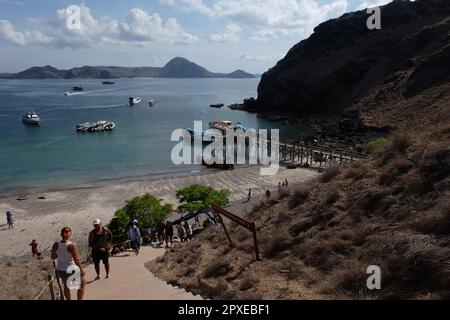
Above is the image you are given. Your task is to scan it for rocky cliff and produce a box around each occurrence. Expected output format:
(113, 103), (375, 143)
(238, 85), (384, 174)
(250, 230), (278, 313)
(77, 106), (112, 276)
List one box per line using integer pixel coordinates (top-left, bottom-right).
(256, 0), (450, 131)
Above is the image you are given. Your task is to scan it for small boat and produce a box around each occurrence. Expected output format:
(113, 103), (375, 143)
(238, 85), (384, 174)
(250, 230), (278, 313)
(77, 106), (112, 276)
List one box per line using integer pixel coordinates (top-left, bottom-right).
(102, 81), (115, 85)
(22, 110), (40, 125)
(149, 99), (155, 107)
(72, 86), (84, 92)
(210, 103), (224, 108)
(76, 121), (115, 133)
(129, 97), (142, 106)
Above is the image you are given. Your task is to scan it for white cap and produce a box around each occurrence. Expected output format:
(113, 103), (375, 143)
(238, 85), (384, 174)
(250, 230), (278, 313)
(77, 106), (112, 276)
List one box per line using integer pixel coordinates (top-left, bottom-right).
(93, 218), (101, 226)
(133, 219), (138, 224)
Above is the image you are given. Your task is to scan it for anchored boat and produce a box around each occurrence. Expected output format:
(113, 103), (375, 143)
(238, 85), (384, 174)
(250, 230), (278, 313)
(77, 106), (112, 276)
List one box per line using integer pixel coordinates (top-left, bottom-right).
(149, 99), (155, 107)
(210, 103), (224, 108)
(76, 121), (115, 133)
(129, 97), (142, 106)
(22, 110), (41, 125)
(102, 81), (115, 85)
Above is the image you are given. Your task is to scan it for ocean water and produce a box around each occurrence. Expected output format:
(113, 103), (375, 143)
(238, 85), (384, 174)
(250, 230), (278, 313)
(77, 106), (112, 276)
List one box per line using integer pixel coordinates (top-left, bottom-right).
(0, 78), (307, 193)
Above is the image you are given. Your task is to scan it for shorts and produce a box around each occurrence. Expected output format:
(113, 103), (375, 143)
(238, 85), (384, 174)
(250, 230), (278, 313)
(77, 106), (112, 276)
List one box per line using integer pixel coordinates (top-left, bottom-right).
(92, 249), (109, 265)
(131, 238), (140, 250)
(56, 270), (71, 281)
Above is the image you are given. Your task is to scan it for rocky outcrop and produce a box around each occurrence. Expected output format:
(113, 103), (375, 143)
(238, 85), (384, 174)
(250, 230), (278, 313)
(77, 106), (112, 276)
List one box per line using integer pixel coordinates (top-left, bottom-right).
(255, 0), (450, 131)
(1, 57), (254, 79)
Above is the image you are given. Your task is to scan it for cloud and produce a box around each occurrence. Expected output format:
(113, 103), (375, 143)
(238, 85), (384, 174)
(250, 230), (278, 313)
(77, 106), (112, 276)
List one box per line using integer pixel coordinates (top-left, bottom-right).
(358, 0), (393, 10)
(0, 0), (23, 5)
(0, 5), (198, 48)
(237, 52), (284, 61)
(160, 0), (348, 41)
(0, 20), (53, 46)
(209, 23), (241, 42)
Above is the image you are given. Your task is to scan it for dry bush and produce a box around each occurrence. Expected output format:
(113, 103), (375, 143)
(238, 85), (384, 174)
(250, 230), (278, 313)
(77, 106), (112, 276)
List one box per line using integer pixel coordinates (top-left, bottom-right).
(288, 218), (313, 237)
(324, 189), (340, 205)
(288, 187), (310, 209)
(264, 235), (292, 258)
(321, 166), (341, 183)
(342, 162), (367, 181)
(239, 270), (259, 291)
(203, 261), (233, 278)
(410, 205), (450, 236)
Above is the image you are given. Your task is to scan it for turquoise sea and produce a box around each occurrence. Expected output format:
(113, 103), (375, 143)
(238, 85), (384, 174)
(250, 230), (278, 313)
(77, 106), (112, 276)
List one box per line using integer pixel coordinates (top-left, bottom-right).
(0, 78), (307, 193)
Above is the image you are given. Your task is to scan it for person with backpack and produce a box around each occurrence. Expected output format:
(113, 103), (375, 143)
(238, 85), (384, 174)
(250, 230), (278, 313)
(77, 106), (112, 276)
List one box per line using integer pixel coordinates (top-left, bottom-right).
(88, 219), (112, 280)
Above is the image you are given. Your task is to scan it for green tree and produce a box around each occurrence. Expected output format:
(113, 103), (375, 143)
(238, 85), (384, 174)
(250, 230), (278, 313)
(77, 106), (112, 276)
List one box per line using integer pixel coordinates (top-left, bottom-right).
(176, 184), (230, 213)
(108, 194), (173, 236)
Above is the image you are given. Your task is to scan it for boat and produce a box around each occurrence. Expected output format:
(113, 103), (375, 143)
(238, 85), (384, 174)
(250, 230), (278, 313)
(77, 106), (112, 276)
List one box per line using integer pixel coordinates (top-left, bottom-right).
(102, 81), (115, 85)
(76, 121), (115, 133)
(22, 110), (40, 125)
(149, 99), (155, 107)
(129, 97), (142, 106)
(72, 86), (84, 91)
(210, 103), (224, 108)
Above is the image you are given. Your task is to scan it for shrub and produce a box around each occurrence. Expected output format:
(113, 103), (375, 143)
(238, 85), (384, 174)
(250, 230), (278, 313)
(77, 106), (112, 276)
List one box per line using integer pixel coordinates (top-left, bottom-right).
(288, 188), (310, 209)
(367, 137), (388, 154)
(321, 166), (341, 183)
(203, 261), (233, 278)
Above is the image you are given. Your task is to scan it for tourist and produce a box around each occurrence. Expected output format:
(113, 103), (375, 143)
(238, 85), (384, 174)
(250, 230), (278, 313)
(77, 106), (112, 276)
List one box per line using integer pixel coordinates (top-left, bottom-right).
(6, 211), (14, 230)
(277, 182), (282, 193)
(248, 188), (252, 202)
(128, 221), (141, 256)
(156, 220), (166, 245)
(285, 179), (289, 188)
(29, 239), (42, 259)
(266, 189), (271, 199)
(165, 221), (174, 248)
(186, 221), (193, 240)
(178, 222), (187, 243)
(88, 219), (112, 280)
(51, 227), (86, 300)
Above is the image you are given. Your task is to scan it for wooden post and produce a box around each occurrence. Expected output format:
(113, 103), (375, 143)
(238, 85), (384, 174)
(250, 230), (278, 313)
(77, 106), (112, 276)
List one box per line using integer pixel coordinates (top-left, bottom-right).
(251, 222), (260, 261)
(216, 212), (233, 247)
(48, 274), (55, 300)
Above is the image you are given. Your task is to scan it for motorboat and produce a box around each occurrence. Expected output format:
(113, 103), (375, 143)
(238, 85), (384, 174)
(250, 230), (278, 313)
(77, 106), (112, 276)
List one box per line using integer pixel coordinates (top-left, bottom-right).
(102, 81), (115, 85)
(210, 103), (224, 108)
(149, 99), (155, 107)
(22, 110), (40, 125)
(72, 86), (84, 91)
(129, 97), (142, 106)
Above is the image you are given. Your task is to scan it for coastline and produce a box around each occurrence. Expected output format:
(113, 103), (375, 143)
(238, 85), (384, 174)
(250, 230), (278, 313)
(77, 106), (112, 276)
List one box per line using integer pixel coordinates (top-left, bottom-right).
(0, 165), (319, 258)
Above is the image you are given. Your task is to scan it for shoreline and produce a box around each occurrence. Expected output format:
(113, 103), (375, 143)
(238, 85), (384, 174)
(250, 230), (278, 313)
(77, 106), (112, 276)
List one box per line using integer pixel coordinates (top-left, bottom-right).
(0, 164), (319, 258)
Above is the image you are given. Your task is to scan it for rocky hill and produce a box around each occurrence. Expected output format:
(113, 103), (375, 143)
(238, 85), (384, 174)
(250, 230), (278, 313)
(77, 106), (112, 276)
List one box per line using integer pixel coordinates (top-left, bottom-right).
(253, 0), (450, 132)
(1, 57), (255, 79)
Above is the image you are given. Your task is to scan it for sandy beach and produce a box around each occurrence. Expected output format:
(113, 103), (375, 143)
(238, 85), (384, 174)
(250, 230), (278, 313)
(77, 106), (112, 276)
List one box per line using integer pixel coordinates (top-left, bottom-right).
(0, 165), (318, 258)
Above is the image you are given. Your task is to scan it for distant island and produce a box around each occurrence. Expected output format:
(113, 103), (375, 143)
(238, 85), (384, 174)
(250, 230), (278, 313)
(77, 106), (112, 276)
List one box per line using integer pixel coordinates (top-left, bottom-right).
(0, 57), (256, 80)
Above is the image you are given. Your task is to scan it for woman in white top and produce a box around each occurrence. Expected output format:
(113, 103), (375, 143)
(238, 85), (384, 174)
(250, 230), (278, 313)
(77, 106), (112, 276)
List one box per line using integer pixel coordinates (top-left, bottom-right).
(51, 227), (86, 300)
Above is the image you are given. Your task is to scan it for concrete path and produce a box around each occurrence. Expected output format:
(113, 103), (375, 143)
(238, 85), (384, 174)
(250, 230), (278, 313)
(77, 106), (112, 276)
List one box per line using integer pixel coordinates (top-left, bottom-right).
(79, 246), (201, 300)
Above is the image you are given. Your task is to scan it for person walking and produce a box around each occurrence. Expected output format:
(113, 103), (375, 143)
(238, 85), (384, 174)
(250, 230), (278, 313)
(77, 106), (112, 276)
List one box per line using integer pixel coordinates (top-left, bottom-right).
(186, 222), (193, 241)
(88, 219), (112, 280)
(29, 239), (42, 259)
(128, 221), (141, 256)
(285, 179), (289, 188)
(177, 222), (187, 243)
(51, 227), (86, 300)
(165, 221), (174, 248)
(247, 188), (252, 202)
(277, 182), (282, 194)
(265, 189), (271, 200)
(6, 211), (14, 230)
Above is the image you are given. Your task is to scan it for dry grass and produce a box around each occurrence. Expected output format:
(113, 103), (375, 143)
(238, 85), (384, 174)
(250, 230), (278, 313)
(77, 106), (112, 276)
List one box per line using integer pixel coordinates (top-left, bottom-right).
(148, 123), (450, 300)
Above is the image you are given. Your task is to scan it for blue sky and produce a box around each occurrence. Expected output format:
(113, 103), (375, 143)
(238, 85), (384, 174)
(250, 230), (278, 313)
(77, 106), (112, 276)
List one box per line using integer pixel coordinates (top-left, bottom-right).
(0, 0), (393, 73)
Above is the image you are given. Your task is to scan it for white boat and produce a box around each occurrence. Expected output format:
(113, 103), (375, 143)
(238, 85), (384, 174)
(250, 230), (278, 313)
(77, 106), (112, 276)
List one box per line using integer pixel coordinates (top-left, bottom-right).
(129, 97), (142, 106)
(149, 99), (155, 107)
(22, 111), (40, 125)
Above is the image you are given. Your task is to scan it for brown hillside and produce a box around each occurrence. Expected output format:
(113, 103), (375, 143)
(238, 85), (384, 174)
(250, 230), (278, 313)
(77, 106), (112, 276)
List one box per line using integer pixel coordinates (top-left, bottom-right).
(149, 123), (450, 299)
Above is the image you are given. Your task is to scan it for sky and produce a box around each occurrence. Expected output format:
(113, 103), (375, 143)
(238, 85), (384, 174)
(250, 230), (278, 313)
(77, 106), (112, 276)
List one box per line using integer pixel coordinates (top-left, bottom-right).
(0, 0), (395, 73)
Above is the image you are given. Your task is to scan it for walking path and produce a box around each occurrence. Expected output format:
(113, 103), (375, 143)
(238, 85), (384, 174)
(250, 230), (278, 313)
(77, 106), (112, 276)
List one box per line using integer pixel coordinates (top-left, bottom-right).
(79, 246), (201, 300)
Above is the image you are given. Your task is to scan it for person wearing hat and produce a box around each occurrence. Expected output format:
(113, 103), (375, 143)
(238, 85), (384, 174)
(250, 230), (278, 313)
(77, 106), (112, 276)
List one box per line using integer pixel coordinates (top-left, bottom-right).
(88, 219), (113, 280)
